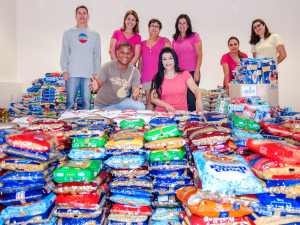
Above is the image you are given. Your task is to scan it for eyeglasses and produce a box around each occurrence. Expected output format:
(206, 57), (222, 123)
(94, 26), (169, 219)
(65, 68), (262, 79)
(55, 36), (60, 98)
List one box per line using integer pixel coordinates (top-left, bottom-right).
(253, 23), (262, 30)
(150, 25), (160, 29)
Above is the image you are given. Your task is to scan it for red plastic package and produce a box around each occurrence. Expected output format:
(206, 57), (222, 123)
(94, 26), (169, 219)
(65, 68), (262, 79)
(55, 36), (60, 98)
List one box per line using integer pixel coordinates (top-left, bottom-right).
(110, 203), (151, 216)
(26, 120), (68, 131)
(191, 131), (230, 146)
(111, 166), (149, 178)
(7, 132), (58, 152)
(246, 139), (300, 166)
(260, 122), (292, 137)
(53, 182), (98, 195)
(230, 98), (246, 105)
(292, 132), (300, 142)
(55, 192), (102, 209)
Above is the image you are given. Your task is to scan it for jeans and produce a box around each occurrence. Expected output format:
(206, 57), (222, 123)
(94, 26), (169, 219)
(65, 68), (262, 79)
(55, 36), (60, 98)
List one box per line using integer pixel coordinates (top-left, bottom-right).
(187, 71), (200, 111)
(66, 77), (91, 110)
(95, 97), (145, 111)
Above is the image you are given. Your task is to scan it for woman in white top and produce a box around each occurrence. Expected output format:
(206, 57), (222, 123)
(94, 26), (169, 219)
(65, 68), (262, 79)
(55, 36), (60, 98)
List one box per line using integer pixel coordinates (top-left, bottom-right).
(250, 19), (286, 66)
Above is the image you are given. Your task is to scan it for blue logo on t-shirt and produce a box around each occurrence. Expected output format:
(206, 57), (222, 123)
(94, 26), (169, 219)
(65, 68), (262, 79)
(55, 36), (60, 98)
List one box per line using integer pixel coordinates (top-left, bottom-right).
(78, 33), (88, 43)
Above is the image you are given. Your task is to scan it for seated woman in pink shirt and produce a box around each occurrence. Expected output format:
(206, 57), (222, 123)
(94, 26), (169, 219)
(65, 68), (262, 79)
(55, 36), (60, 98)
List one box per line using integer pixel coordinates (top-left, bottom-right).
(109, 10), (141, 65)
(172, 14), (203, 112)
(138, 19), (171, 110)
(151, 47), (203, 113)
(220, 37), (248, 94)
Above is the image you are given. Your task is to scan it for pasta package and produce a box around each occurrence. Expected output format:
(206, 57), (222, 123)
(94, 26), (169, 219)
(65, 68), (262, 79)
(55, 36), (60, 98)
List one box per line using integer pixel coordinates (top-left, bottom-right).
(246, 210), (300, 225)
(76, 116), (113, 127)
(111, 165), (149, 178)
(260, 122), (292, 136)
(0, 157), (53, 172)
(53, 182), (98, 195)
(176, 186), (253, 218)
(26, 120), (67, 131)
(144, 125), (179, 141)
(192, 151), (264, 195)
(120, 118), (145, 129)
(191, 130), (230, 146)
(246, 139), (300, 165)
(108, 214), (148, 223)
(110, 203), (151, 216)
(149, 116), (176, 128)
(55, 192), (101, 209)
(105, 154), (146, 169)
(53, 160), (103, 183)
(110, 194), (151, 206)
(230, 113), (260, 131)
(66, 124), (110, 138)
(8, 132), (58, 152)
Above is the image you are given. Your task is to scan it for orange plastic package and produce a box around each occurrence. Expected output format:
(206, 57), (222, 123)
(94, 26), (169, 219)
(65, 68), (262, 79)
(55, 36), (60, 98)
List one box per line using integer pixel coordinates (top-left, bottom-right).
(176, 186), (253, 218)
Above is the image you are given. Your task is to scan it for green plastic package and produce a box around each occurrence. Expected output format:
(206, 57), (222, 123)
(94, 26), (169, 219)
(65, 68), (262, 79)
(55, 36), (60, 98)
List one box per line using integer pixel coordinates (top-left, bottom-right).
(230, 113), (260, 131)
(72, 135), (108, 148)
(53, 160), (103, 183)
(149, 148), (185, 162)
(144, 125), (179, 141)
(120, 118), (145, 129)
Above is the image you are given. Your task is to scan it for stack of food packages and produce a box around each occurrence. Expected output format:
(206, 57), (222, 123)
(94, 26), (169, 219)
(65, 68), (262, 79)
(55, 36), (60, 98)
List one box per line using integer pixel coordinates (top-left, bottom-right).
(8, 72), (98, 121)
(52, 116), (113, 224)
(104, 117), (153, 225)
(232, 57), (277, 84)
(201, 87), (227, 112)
(0, 125), (66, 224)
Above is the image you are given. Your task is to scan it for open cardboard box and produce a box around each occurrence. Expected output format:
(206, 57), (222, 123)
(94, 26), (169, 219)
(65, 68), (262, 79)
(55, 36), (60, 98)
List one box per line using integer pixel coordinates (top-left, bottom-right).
(229, 83), (279, 107)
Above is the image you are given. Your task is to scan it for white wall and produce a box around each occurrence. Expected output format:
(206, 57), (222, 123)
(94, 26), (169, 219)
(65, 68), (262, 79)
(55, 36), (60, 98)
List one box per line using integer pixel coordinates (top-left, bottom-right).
(8, 0), (300, 110)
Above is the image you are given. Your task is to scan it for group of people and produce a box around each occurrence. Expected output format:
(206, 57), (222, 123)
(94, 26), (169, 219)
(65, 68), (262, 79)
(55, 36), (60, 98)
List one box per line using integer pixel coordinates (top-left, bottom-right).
(60, 5), (287, 113)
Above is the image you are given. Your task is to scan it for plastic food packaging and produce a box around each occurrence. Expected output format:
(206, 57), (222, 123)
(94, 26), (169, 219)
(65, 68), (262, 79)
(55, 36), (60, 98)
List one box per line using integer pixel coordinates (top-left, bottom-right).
(144, 125), (179, 141)
(149, 117), (177, 128)
(55, 192), (102, 209)
(203, 112), (229, 125)
(176, 186), (253, 218)
(230, 113), (260, 131)
(0, 129), (21, 144)
(191, 130), (230, 146)
(66, 124), (110, 138)
(53, 182), (98, 195)
(110, 188), (152, 198)
(243, 153), (300, 180)
(246, 139), (300, 165)
(145, 137), (186, 150)
(246, 210), (300, 225)
(192, 151), (264, 195)
(150, 169), (191, 179)
(109, 177), (153, 189)
(151, 207), (183, 220)
(68, 148), (106, 160)
(110, 194), (151, 206)
(76, 116), (113, 127)
(152, 218), (182, 225)
(152, 194), (180, 208)
(105, 137), (144, 150)
(110, 203), (151, 216)
(260, 122), (292, 136)
(53, 160), (103, 183)
(72, 136), (108, 148)
(0, 157), (54, 172)
(108, 214), (148, 223)
(111, 166), (149, 178)
(26, 120), (67, 131)
(149, 158), (189, 171)
(105, 154), (146, 169)
(149, 148), (185, 162)
(120, 118), (145, 129)
(8, 132), (58, 152)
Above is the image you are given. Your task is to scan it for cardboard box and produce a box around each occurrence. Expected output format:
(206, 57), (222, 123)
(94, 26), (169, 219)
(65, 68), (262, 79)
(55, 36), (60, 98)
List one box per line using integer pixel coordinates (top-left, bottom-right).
(229, 83), (279, 106)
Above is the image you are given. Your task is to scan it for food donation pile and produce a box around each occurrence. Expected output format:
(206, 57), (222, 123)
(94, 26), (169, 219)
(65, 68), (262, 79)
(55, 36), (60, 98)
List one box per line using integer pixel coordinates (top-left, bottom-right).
(0, 98), (298, 224)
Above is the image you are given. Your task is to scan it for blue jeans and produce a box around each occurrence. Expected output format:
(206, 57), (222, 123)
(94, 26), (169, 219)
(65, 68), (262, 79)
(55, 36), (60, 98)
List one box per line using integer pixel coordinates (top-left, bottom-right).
(95, 98), (145, 111)
(66, 77), (91, 110)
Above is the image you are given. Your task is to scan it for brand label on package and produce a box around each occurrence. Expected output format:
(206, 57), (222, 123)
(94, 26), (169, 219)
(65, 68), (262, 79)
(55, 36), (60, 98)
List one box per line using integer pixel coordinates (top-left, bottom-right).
(242, 86), (256, 97)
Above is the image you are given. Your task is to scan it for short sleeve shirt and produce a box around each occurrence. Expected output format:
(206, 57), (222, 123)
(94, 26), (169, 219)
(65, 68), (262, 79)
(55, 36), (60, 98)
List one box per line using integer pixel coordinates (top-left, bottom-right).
(154, 70), (192, 112)
(95, 60), (141, 107)
(112, 30), (142, 57)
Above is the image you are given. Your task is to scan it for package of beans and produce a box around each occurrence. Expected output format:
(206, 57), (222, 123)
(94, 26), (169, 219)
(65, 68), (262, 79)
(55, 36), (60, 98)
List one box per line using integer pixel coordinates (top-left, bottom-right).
(144, 125), (179, 141)
(111, 203), (151, 216)
(149, 148), (185, 162)
(111, 165), (149, 178)
(8, 132), (58, 152)
(145, 137), (186, 150)
(71, 136), (108, 148)
(53, 160), (103, 183)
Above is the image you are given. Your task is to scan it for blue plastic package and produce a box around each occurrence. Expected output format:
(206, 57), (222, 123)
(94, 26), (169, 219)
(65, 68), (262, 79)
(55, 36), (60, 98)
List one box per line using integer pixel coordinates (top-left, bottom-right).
(256, 193), (300, 211)
(105, 154), (146, 169)
(110, 188), (152, 198)
(0, 129), (20, 144)
(150, 169), (191, 179)
(110, 177), (153, 189)
(152, 218), (183, 225)
(152, 207), (184, 220)
(0, 192), (56, 220)
(0, 180), (46, 194)
(193, 151), (264, 195)
(106, 148), (146, 156)
(149, 117), (176, 128)
(68, 149), (106, 160)
(231, 126), (264, 140)
(152, 177), (193, 188)
(149, 158), (189, 171)
(56, 213), (104, 225)
(108, 218), (149, 225)
(110, 194), (151, 206)
(152, 186), (185, 196)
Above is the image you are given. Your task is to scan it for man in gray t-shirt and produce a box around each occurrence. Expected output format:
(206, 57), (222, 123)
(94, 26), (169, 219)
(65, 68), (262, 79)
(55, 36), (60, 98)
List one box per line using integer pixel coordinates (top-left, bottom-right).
(60, 5), (101, 110)
(90, 42), (145, 111)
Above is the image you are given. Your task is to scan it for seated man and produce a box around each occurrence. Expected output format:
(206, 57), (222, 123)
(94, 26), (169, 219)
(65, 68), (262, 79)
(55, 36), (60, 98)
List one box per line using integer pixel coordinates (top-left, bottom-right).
(90, 42), (145, 111)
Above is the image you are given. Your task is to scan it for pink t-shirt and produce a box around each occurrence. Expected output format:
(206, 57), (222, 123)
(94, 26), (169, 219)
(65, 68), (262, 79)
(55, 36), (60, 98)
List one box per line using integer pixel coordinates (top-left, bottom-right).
(111, 30), (142, 57)
(155, 70), (192, 112)
(172, 33), (201, 71)
(220, 52), (248, 85)
(141, 37), (171, 83)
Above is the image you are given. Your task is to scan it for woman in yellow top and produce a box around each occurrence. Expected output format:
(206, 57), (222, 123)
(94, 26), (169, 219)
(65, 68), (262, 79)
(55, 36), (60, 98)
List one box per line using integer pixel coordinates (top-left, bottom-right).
(250, 19), (287, 67)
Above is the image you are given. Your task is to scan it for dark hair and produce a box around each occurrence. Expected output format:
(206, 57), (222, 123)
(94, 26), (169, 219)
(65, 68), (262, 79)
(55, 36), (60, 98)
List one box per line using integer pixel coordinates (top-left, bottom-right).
(249, 19), (271, 45)
(151, 47), (183, 99)
(75, 5), (88, 14)
(118, 42), (133, 52)
(120, 10), (139, 34)
(173, 14), (195, 40)
(228, 37), (244, 58)
(148, 19), (162, 29)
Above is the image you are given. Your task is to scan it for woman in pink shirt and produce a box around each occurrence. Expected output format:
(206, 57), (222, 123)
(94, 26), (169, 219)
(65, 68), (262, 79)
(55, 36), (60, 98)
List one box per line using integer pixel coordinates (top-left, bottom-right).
(138, 19), (171, 110)
(220, 37), (248, 94)
(109, 10), (141, 65)
(151, 47), (203, 113)
(172, 14), (202, 112)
